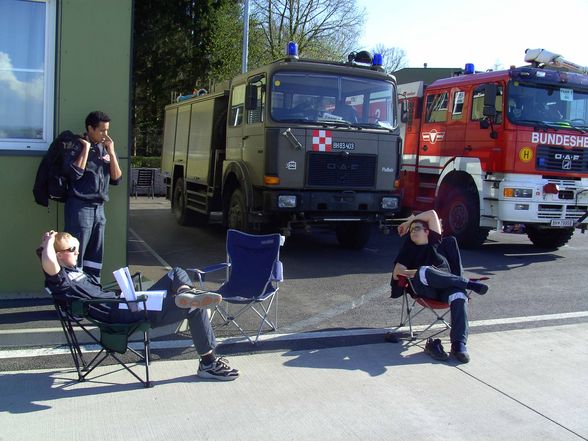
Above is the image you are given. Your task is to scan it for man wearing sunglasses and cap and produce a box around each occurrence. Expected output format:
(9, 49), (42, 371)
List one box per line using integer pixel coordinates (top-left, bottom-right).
(38, 230), (240, 381)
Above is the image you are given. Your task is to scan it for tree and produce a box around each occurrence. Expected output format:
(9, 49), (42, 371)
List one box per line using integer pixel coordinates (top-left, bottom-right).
(372, 44), (408, 73)
(209, 1), (267, 85)
(132, 0), (234, 157)
(251, 0), (366, 62)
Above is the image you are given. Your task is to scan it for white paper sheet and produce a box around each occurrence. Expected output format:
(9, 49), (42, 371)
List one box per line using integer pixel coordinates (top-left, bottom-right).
(113, 267), (166, 311)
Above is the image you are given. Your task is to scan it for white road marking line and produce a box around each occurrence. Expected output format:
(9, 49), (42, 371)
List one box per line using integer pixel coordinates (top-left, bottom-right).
(129, 227), (172, 271)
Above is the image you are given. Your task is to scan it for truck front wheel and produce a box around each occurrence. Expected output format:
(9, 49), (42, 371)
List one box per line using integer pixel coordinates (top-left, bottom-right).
(526, 226), (574, 249)
(335, 222), (372, 250)
(439, 187), (489, 248)
(227, 188), (250, 232)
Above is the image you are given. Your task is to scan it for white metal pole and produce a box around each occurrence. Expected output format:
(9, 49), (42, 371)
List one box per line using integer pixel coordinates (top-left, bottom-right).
(242, 0), (249, 73)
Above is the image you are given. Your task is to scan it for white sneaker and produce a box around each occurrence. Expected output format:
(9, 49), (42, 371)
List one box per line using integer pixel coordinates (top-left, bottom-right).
(175, 289), (222, 310)
(197, 357), (240, 381)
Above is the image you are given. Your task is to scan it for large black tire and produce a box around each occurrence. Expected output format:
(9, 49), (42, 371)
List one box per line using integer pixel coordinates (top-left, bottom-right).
(335, 222), (372, 250)
(227, 188), (251, 232)
(526, 226), (574, 249)
(439, 187), (489, 248)
(172, 178), (192, 225)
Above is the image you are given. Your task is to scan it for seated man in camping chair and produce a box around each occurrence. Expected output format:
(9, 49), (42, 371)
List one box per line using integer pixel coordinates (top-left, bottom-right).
(39, 230), (239, 381)
(390, 210), (489, 363)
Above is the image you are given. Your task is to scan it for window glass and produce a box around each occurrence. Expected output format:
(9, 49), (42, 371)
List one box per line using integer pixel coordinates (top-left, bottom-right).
(247, 75), (265, 124)
(451, 91), (464, 120)
(270, 71), (396, 129)
(507, 81), (588, 126)
(471, 84), (503, 123)
(0, 0), (55, 150)
(230, 84), (245, 127)
(425, 92), (448, 122)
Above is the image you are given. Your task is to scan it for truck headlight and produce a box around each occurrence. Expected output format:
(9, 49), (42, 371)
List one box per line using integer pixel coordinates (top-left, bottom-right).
(278, 195), (297, 208)
(503, 188), (532, 198)
(381, 197), (399, 210)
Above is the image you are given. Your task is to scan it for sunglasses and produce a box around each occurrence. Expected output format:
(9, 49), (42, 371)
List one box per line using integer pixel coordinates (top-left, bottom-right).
(58, 246), (77, 253)
(409, 226), (428, 233)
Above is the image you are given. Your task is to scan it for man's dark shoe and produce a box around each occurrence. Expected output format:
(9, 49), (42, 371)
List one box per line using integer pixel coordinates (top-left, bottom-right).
(466, 280), (488, 295)
(450, 345), (471, 363)
(424, 338), (449, 361)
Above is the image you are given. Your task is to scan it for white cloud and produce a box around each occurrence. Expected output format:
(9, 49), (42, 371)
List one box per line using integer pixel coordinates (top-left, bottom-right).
(0, 51), (44, 101)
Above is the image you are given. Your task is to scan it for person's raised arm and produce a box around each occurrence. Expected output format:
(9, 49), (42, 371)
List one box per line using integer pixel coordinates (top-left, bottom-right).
(397, 210), (442, 236)
(104, 134), (122, 182)
(72, 137), (91, 171)
(40, 231), (60, 276)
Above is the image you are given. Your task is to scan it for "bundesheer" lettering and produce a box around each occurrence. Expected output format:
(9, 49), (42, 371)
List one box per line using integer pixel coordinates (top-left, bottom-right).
(531, 132), (588, 147)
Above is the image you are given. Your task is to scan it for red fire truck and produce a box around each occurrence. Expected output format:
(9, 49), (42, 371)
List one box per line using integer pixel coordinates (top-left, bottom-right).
(397, 49), (588, 248)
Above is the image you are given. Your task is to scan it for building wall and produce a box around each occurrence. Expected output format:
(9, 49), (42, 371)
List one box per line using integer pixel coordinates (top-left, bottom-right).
(0, 0), (132, 296)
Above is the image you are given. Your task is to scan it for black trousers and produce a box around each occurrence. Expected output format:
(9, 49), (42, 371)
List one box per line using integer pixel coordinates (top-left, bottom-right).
(410, 266), (469, 348)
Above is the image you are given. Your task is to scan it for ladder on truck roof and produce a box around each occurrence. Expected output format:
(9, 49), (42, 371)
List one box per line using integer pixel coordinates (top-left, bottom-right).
(524, 48), (588, 75)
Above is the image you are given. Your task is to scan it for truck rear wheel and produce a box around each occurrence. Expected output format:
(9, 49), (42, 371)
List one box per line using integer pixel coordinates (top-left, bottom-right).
(526, 226), (574, 249)
(335, 222), (372, 250)
(172, 178), (191, 225)
(227, 188), (250, 232)
(440, 187), (489, 248)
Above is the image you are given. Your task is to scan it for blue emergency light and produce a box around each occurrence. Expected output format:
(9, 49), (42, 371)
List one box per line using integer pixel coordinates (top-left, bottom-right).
(372, 53), (383, 67)
(464, 63), (475, 74)
(286, 41), (299, 59)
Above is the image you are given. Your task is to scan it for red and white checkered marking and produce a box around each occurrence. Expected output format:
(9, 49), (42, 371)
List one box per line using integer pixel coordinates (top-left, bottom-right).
(312, 130), (332, 152)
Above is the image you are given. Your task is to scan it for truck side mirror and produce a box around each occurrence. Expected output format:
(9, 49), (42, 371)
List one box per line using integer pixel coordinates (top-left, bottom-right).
(245, 85), (258, 110)
(482, 84), (497, 117)
(400, 101), (409, 123)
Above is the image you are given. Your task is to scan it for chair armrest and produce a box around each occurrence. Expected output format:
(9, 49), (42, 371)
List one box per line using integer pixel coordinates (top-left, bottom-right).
(71, 296), (148, 318)
(272, 261), (284, 282)
(187, 263), (230, 285)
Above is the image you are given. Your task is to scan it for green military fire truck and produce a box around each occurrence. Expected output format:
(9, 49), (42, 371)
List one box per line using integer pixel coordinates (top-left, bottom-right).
(161, 45), (401, 249)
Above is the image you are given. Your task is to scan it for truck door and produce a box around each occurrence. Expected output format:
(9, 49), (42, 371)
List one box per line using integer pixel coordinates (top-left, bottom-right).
(419, 91), (449, 178)
(242, 74), (266, 187)
(465, 83), (504, 171)
(226, 83), (245, 163)
(444, 89), (467, 156)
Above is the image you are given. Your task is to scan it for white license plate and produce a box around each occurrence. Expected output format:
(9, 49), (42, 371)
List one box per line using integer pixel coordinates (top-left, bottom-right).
(550, 219), (574, 227)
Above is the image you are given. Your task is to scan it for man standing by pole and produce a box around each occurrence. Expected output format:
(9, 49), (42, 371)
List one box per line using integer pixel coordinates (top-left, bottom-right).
(64, 111), (122, 281)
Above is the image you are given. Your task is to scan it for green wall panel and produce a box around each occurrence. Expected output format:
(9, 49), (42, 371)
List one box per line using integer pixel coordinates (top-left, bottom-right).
(0, 0), (133, 296)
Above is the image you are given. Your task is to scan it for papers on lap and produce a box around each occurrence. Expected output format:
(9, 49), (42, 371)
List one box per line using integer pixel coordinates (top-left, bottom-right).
(113, 267), (166, 311)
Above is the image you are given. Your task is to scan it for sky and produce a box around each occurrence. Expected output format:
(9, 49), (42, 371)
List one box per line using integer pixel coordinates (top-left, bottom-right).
(356, 0), (588, 72)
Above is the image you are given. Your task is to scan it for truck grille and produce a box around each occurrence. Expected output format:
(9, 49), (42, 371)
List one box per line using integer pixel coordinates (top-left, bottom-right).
(538, 204), (588, 219)
(307, 153), (376, 188)
(536, 146), (588, 172)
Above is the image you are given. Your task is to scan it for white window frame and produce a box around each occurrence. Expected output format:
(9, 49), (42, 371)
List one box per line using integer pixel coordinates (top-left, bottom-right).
(0, 0), (56, 152)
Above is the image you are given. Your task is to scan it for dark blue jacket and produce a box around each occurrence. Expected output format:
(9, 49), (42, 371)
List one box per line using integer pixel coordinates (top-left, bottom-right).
(64, 139), (121, 204)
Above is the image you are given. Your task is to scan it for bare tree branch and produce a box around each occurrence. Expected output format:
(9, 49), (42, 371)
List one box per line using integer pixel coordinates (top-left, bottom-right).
(252, 0), (366, 60)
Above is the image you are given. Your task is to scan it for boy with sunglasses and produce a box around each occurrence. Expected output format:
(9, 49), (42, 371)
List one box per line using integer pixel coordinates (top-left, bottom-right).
(39, 230), (239, 381)
(391, 210), (488, 363)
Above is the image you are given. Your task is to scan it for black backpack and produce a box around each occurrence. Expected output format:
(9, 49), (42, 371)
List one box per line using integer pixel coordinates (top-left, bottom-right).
(33, 130), (81, 207)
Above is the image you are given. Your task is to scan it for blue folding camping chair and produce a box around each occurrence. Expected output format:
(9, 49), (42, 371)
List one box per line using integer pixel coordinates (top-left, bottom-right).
(189, 229), (284, 344)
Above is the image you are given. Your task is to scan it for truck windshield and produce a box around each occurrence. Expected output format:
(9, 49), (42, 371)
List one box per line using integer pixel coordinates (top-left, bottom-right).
(270, 71), (396, 129)
(507, 82), (588, 130)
